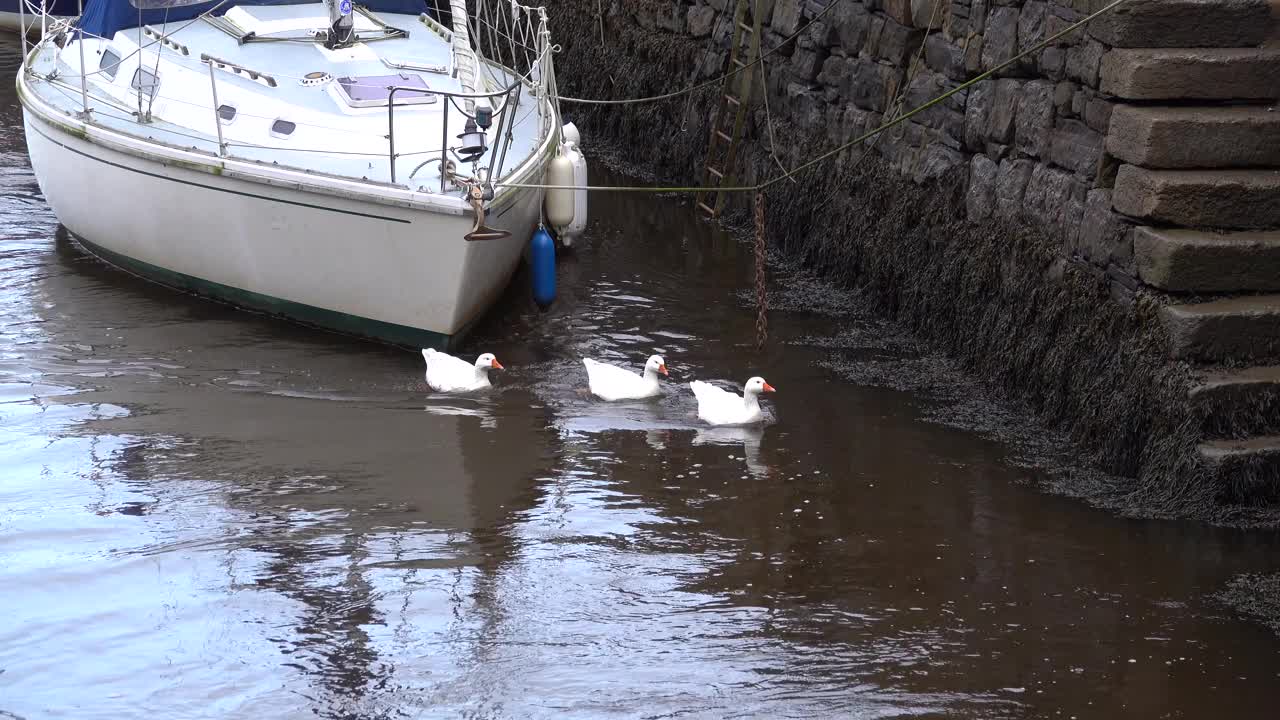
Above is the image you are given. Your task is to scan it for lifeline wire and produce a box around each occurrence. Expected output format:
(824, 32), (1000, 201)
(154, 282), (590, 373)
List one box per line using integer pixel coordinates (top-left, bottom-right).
(497, 0), (1131, 195)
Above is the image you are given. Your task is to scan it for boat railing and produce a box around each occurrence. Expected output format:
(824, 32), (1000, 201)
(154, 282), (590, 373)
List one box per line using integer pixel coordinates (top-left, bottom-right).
(385, 82), (521, 191)
(29, 0), (561, 195)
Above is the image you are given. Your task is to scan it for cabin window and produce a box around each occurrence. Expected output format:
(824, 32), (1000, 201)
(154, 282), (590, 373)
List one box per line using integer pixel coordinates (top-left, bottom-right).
(99, 48), (122, 81)
(217, 104), (237, 123)
(270, 119), (296, 138)
(131, 67), (160, 100)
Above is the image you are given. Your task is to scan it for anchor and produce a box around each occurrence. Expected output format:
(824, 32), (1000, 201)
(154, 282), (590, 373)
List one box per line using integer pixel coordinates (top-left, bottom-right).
(464, 183), (510, 242)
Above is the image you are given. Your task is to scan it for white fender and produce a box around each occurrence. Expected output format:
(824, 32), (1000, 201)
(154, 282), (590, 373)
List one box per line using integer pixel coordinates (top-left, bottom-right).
(544, 146), (575, 229)
(561, 121), (581, 147)
(564, 140), (588, 238)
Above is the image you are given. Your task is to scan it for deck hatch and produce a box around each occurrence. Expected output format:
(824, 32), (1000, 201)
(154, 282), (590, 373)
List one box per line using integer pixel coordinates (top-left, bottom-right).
(334, 73), (436, 108)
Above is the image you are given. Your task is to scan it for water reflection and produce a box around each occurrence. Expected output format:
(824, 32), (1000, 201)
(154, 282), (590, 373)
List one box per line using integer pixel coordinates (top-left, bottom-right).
(693, 425), (769, 479)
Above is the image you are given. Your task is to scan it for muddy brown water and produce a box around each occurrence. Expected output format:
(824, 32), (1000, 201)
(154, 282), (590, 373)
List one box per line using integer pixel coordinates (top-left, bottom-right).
(3, 35), (1280, 720)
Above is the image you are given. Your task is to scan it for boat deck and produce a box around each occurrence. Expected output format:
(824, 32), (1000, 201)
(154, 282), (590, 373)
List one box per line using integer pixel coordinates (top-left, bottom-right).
(25, 4), (550, 194)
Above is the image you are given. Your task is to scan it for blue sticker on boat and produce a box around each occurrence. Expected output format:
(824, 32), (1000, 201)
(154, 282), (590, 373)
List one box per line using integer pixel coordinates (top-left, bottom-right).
(340, 0), (352, 14)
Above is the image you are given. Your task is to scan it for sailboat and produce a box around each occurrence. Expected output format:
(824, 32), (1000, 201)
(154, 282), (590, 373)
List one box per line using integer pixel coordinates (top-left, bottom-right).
(18, 0), (587, 348)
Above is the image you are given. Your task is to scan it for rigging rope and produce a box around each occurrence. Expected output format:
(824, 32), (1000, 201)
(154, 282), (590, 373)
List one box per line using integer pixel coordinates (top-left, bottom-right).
(498, 0), (1131, 194)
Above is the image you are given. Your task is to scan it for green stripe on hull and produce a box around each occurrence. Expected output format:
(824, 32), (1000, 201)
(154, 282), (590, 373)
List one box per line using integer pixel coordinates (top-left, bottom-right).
(72, 234), (457, 351)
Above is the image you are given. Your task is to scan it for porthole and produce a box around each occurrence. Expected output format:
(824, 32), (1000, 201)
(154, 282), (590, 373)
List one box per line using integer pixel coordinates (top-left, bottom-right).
(216, 104), (237, 123)
(269, 119), (296, 138)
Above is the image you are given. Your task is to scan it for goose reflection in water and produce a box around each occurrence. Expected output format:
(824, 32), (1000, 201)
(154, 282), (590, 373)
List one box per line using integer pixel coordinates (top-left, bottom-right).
(693, 424), (770, 479)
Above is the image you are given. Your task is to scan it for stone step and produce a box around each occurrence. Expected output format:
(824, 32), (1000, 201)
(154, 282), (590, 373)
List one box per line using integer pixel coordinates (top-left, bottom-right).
(1199, 435), (1280, 504)
(1100, 48), (1280, 100)
(1089, 0), (1275, 48)
(1135, 227), (1280, 292)
(1112, 166), (1280, 229)
(1162, 295), (1280, 361)
(1191, 365), (1280, 437)
(1107, 106), (1280, 169)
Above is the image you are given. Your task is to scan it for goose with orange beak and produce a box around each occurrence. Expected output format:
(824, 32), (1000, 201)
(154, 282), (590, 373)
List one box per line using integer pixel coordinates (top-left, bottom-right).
(690, 376), (776, 426)
(422, 349), (504, 393)
(583, 354), (669, 401)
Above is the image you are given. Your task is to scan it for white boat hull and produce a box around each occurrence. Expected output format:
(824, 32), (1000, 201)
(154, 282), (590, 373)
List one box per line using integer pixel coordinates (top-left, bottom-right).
(22, 107), (541, 349)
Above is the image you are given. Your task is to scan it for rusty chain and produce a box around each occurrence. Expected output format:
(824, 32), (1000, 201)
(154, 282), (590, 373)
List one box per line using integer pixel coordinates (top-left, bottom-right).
(753, 191), (768, 350)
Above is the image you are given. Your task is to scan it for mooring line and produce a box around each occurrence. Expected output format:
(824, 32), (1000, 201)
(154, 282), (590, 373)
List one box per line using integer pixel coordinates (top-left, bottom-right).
(499, 0), (1132, 195)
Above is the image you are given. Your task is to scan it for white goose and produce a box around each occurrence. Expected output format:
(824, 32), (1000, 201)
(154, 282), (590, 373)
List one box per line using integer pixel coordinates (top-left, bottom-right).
(421, 349), (504, 392)
(690, 376), (776, 426)
(583, 354), (668, 401)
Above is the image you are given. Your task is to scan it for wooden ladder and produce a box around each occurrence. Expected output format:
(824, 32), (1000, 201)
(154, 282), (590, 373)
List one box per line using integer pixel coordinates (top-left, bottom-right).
(695, 0), (763, 218)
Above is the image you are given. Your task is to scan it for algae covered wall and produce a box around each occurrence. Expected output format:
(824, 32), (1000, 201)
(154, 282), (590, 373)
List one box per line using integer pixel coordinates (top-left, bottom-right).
(543, 0), (1280, 523)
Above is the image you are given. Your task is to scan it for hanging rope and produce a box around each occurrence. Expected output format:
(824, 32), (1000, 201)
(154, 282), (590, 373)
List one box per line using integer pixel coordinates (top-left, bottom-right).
(753, 191), (768, 349)
(498, 0), (1131, 195)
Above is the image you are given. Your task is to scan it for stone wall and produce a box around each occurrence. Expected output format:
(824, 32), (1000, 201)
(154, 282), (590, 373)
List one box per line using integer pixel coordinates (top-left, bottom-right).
(546, 0), (1280, 519)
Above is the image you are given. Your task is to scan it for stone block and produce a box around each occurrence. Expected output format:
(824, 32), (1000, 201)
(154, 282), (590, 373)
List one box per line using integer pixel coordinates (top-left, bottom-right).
(1015, 80), (1054, 158)
(875, 15), (927, 64)
(906, 70), (966, 146)
(1024, 163), (1085, 228)
(1088, 0), (1274, 49)
(1064, 38), (1104, 87)
(1112, 166), (1280, 230)
(817, 54), (853, 89)
(1100, 49), (1280, 101)
(1040, 46), (1066, 81)
(1136, 227), (1280, 293)
(800, 20), (838, 49)
(828, 103), (878, 147)
(963, 79), (993, 151)
(964, 32), (984, 74)
(1044, 4), (1085, 45)
(790, 46), (830, 82)
(912, 0), (949, 29)
(1083, 96), (1113, 134)
(1047, 119), (1103, 178)
(1107, 106), (1280, 170)
(829, 2), (872, 54)
(1162, 296), (1280, 362)
(914, 143), (967, 183)
(688, 6), (717, 37)
(966, 153), (1000, 220)
(925, 33), (967, 81)
(1017, 1), (1048, 71)
(981, 6), (1019, 73)
(851, 58), (903, 113)
(772, 0), (807, 36)
(884, 0), (915, 26)
(1075, 189), (1130, 267)
(1053, 81), (1075, 116)
(995, 157), (1035, 218)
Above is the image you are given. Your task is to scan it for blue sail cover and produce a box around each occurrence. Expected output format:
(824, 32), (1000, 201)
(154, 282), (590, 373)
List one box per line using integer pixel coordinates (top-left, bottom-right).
(78, 0), (433, 39)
